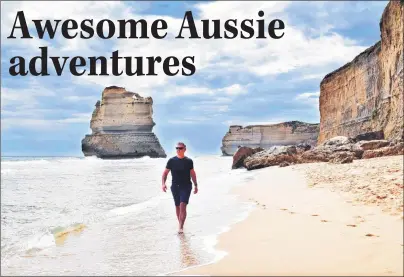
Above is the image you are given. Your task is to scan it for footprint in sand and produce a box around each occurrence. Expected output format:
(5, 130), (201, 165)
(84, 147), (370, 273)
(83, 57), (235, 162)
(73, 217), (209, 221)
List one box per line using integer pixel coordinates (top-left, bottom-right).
(289, 211), (295, 215)
(280, 208), (288, 211)
(365, 233), (379, 237)
(311, 214), (319, 217)
(320, 219), (329, 223)
(346, 224), (357, 227)
(354, 215), (366, 223)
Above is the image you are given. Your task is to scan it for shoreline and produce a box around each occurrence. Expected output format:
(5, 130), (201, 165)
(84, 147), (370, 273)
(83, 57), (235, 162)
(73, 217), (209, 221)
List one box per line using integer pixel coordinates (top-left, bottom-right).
(171, 155), (403, 276)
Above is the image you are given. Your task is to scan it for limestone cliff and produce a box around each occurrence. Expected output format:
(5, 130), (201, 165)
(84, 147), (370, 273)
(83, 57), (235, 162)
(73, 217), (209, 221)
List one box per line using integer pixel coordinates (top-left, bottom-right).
(81, 86), (166, 158)
(318, 1), (403, 144)
(221, 121), (319, 156)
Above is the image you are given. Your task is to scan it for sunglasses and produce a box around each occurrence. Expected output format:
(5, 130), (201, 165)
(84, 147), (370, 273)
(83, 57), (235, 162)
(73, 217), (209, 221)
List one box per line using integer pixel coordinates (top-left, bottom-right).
(176, 147), (184, 150)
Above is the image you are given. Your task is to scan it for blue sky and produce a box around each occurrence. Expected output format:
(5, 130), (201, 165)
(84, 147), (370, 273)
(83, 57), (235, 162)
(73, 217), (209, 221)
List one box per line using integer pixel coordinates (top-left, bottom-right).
(1, 1), (388, 156)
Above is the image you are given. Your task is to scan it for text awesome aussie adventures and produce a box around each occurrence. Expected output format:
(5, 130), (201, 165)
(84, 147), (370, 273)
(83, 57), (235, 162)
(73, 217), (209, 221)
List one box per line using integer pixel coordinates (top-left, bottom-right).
(7, 11), (286, 77)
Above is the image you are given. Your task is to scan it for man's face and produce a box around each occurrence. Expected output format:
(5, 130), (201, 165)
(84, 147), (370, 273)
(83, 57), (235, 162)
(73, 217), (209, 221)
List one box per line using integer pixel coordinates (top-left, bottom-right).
(176, 144), (186, 154)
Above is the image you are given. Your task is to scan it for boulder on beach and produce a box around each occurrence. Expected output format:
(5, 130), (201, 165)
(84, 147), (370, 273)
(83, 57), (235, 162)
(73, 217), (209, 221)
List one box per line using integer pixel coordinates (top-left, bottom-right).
(236, 135), (403, 171)
(232, 146), (264, 169)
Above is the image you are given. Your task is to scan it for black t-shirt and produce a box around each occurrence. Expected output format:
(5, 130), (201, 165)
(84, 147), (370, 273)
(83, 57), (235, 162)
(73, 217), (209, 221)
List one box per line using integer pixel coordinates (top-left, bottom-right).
(166, 156), (194, 188)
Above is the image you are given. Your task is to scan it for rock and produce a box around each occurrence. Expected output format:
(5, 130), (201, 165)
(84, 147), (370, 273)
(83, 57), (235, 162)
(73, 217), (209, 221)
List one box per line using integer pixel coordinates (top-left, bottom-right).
(355, 140), (390, 150)
(321, 136), (354, 147)
(353, 131), (385, 142)
(362, 142), (404, 159)
(221, 121), (319, 156)
(243, 145), (299, 170)
(296, 143), (312, 154)
(232, 146), (263, 169)
(81, 86), (166, 159)
(250, 145), (297, 158)
(236, 134), (402, 171)
(244, 153), (298, 171)
(318, 1), (403, 144)
(329, 152), (355, 164)
(299, 148), (332, 163)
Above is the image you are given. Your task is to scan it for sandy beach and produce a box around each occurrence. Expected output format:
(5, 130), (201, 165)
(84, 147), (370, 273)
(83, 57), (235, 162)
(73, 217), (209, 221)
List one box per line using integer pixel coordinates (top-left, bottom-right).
(174, 155), (404, 276)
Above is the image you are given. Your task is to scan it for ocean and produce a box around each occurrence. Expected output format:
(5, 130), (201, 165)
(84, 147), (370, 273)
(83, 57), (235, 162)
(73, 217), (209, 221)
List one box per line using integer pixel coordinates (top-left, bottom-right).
(1, 155), (257, 276)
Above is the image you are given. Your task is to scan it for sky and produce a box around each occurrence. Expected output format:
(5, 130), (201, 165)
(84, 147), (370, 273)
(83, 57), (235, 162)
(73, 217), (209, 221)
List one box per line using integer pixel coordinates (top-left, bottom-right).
(1, 1), (389, 157)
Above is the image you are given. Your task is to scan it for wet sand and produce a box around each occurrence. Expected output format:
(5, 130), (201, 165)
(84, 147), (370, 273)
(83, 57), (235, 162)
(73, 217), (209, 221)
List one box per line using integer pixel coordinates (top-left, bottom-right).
(173, 155), (404, 276)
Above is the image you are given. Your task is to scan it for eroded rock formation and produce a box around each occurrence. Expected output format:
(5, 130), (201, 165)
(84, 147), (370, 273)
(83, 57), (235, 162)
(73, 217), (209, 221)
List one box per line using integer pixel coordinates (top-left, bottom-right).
(318, 1), (403, 144)
(236, 136), (403, 171)
(81, 86), (166, 158)
(221, 121), (319, 156)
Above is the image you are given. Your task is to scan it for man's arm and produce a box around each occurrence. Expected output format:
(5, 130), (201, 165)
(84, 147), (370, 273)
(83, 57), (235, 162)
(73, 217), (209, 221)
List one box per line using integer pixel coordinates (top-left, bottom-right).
(162, 168), (170, 192)
(190, 169), (198, 193)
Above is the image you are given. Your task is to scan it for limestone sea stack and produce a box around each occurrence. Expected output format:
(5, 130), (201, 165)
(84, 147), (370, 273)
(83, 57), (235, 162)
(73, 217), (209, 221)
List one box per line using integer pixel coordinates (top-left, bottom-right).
(81, 86), (167, 158)
(221, 121), (319, 156)
(318, 1), (403, 144)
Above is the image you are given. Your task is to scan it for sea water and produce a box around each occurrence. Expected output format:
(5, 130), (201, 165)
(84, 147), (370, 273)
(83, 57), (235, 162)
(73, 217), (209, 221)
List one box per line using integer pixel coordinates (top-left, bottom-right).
(1, 155), (257, 275)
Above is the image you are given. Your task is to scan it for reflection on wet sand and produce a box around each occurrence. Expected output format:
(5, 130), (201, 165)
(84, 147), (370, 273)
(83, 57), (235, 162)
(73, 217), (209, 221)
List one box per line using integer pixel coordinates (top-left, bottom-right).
(178, 234), (199, 268)
(23, 224), (87, 258)
(54, 224), (87, 246)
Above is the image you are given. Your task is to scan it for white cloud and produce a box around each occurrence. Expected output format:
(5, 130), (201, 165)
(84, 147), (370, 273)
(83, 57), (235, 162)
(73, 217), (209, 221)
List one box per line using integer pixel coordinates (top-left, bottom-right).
(223, 117), (292, 127)
(1, 80), (55, 108)
(1, 0), (385, 137)
(1, 1), (136, 55)
(162, 83), (250, 98)
(295, 91), (319, 108)
(1, 1), (374, 99)
(216, 84), (247, 96)
(190, 104), (229, 113)
(295, 73), (327, 81)
(63, 95), (98, 102)
(1, 112), (92, 130)
(168, 116), (212, 124)
(163, 86), (213, 98)
(295, 91), (320, 99)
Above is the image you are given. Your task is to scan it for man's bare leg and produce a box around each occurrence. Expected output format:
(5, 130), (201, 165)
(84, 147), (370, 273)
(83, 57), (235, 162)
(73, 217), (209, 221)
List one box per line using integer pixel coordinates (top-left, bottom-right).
(176, 206), (180, 222)
(178, 202), (187, 233)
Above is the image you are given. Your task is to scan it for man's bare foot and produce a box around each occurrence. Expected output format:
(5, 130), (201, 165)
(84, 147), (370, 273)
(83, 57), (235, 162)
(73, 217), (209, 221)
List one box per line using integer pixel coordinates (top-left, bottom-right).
(178, 228), (184, 234)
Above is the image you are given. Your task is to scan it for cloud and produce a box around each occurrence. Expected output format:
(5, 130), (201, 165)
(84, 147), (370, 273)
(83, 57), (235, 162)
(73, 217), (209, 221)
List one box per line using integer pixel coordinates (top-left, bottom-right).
(167, 116), (213, 124)
(1, 1), (388, 155)
(63, 95), (98, 102)
(162, 83), (250, 98)
(1, 1), (138, 55)
(223, 117), (292, 126)
(1, 1), (373, 97)
(295, 91), (320, 99)
(216, 84), (247, 96)
(190, 104), (229, 113)
(295, 91), (319, 107)
(1, 112), (92, 130)
(1, 79), (55, 108)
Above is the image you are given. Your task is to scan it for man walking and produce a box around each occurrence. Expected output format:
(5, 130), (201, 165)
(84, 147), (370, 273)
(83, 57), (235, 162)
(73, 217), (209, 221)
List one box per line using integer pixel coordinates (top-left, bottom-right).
(162, 142), (198, 234)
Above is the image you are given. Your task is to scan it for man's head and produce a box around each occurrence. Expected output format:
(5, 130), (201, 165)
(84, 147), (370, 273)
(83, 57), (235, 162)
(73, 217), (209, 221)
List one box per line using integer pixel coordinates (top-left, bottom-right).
(176, 142), (186, 157)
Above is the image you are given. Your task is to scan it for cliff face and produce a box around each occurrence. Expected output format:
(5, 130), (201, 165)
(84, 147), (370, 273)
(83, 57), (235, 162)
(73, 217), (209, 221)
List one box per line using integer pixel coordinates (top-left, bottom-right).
(318, 1), (403, 144)
(221, 121), (319, 156)
(81, 86), (166, 158)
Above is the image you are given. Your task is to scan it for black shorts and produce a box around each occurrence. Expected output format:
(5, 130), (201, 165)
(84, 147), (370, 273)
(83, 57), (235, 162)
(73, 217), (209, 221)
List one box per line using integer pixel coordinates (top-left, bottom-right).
(171, 185), (192, 206)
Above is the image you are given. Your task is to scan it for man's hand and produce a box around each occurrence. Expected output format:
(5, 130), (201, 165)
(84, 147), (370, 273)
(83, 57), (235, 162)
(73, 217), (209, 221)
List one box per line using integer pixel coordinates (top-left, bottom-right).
(194, 186), (198, 194)
(162, 184), (167, 192)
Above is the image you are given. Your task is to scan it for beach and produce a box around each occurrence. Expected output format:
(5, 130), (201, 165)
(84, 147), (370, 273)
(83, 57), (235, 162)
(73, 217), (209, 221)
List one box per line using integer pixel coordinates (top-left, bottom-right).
(175, 155), (404, 276)
(1, 155), (403, 276)
(1, 155), (257, 276)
